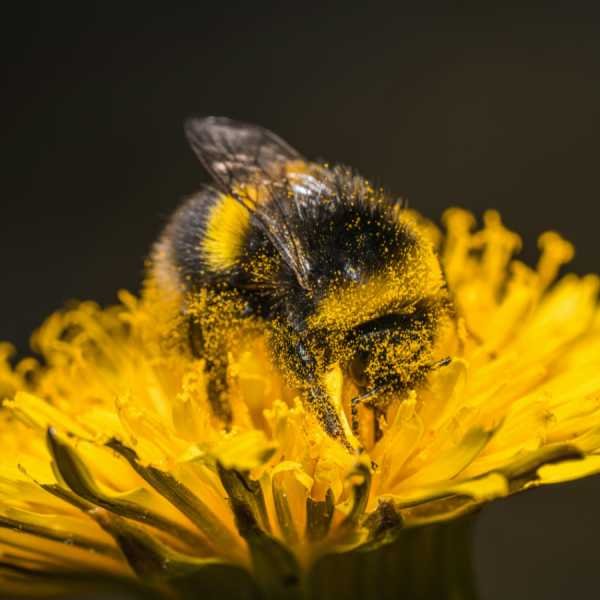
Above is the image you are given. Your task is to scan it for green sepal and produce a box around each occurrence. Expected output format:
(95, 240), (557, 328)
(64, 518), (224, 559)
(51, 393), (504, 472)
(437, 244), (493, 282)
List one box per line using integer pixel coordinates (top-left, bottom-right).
(396, 493), (482, 528)
(217, 462), (272, 534)
(46, 429), (206, 549)
(380, 471), (508, 522)
(359, 498), (403, 550)
(218, 464), (304, 600)
(337, 454), (372, 532)
(272, 478), (299, 546)
(107, 438), (240, 553)
(38, 481), (98, 512)
(496, 442), (583, 492)
(228, 497), (305, 600)
(305, 488), (335, 542)
(89, 509), (225, 583)
(0, 506), (122, 561)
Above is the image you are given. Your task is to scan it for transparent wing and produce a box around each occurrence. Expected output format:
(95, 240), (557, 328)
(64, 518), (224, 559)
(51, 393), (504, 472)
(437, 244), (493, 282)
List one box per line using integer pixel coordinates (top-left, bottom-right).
(184, 116), (302, 200)
(185, 116), (317, 287)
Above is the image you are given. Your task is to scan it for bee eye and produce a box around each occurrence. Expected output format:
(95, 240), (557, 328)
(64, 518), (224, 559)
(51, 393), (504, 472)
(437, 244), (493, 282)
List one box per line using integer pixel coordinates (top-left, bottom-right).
(349, 351), (370, 388)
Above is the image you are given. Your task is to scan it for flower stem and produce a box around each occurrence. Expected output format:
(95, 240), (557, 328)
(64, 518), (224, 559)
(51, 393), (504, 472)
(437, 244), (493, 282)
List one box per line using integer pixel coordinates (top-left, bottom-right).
(308, 514), (480, 600)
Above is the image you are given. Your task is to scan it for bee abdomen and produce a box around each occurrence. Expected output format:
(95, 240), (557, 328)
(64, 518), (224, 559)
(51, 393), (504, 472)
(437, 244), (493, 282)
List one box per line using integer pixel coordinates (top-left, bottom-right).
(151, 188), (251, 297)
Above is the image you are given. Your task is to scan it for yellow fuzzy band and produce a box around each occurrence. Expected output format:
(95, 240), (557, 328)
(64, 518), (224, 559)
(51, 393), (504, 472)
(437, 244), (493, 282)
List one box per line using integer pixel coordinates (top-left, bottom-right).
(204, 193), (250, 271)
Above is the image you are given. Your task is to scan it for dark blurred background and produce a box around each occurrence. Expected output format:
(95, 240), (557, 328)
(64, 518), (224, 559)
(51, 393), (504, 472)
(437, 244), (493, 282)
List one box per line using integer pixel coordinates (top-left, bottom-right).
(1, 2), (600, 598)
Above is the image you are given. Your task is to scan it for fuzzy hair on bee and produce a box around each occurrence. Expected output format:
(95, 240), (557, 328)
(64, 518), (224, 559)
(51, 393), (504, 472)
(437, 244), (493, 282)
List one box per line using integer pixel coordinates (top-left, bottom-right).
(151, 116), (452, 453)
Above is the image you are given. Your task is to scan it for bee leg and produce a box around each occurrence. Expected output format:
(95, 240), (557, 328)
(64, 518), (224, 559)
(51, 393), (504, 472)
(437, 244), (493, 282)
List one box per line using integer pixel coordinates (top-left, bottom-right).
(432, 356), (452, 370)
(350, 387), (381, 437)
(188, 316), (205, 358)
(205, 358), (233, 425)
(188, 315), (233, 426)
(372, 406), (385, 443)
(350, 396), (362, 437)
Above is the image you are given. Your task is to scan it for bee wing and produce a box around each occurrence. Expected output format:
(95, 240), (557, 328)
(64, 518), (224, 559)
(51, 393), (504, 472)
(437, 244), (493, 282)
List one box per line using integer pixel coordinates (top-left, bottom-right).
(185, 116), (314, 287)
(184, 116), (302, 195)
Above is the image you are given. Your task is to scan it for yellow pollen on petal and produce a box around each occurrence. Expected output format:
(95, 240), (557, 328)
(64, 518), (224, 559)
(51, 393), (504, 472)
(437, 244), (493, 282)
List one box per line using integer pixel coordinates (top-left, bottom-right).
(0, 207), (599, 593)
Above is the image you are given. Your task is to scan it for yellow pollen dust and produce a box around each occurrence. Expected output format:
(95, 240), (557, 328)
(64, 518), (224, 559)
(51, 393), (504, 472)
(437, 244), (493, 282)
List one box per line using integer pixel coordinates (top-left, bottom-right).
(0, 208), (599, 595)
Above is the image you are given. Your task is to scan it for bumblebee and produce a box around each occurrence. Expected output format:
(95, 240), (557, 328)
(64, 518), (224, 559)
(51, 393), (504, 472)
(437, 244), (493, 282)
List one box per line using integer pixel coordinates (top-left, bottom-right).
(152, 117), (451, 453)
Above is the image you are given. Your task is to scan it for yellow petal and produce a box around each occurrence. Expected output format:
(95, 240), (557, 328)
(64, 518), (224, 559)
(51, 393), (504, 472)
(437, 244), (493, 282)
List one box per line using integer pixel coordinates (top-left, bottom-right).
(272, 461), (314, 492)
(381, 471), (508, 508)
(3, 392), (91, 439)
(418, 359), (468, 431)
(396, 424), (500, 491)
(536, 454), (600, 485)
(201, 430), (277, 473)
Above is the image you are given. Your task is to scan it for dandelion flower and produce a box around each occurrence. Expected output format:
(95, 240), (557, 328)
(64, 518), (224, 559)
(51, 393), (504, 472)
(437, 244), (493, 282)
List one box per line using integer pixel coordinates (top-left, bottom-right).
(1, 209), (599, 599)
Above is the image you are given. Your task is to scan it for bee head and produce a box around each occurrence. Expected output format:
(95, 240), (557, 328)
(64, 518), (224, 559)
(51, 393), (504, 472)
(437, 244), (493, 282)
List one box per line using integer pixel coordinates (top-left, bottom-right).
(294, 190), (451, 399)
